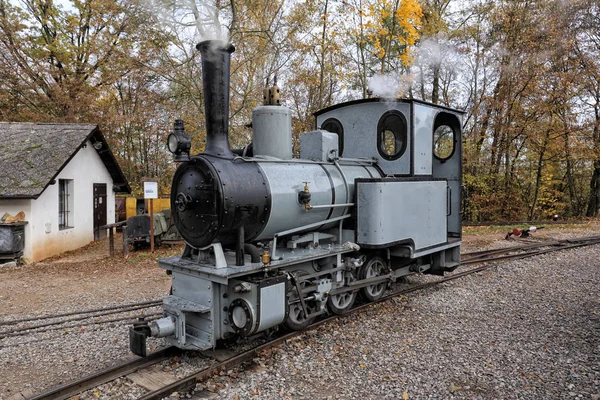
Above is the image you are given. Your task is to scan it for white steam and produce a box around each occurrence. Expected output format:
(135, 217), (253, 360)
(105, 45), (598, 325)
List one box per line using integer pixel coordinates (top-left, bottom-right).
(367, 34), (460, 101)
(368, 74), (412, 99)
(183, 0), (228, 42)
(150, 0), (230, 43)
(413, 35), (459, 74)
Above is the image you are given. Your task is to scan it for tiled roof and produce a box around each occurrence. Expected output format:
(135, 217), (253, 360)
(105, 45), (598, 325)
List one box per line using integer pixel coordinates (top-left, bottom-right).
(0, 122), (130, 198)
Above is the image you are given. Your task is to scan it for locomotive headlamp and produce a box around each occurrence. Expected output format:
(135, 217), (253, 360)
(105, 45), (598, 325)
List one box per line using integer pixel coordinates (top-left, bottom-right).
(167, 119), (191, 162)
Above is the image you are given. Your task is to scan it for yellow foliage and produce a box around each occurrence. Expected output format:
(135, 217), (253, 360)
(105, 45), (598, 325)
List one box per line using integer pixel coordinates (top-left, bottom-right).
(360, 0), (423, 69)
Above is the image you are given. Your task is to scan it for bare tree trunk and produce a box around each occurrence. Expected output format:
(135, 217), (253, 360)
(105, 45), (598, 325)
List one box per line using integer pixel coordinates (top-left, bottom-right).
(529, 130), (550, 220)
(431, 63), (440, 104)
(563, 129), (576, 216)
(419, 63), (426, 100)
(318, 0), (328, 109)
(587, 163), (600, 217)
(487, 65), (508, 175)
(586, 104), (600, 216)
(357, 0), (368, 98)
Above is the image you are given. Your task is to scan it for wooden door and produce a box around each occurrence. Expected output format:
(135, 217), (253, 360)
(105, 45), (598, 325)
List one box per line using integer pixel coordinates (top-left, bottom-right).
(94, 183), (107, 240)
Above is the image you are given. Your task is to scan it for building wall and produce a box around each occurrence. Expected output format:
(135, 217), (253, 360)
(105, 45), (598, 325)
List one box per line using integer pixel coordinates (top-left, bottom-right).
(0, 199), (33, 259)
(27, 141), (115, 261)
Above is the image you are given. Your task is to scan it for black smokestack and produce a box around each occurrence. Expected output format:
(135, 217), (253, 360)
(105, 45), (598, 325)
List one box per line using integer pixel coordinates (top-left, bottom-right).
(196, 40), (235, 158)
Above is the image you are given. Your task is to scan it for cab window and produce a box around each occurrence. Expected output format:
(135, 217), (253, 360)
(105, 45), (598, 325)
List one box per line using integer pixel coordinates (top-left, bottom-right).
(377, 111), (407, 160)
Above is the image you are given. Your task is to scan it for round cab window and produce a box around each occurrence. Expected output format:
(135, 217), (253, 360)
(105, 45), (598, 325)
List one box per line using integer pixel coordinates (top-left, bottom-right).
(377, 111), (407, 160)
(321, 118), (344, 156)
(433, 124), (455, 160)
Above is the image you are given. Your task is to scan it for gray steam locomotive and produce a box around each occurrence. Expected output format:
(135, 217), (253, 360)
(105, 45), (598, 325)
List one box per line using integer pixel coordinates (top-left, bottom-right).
(130, 40), (463, 356)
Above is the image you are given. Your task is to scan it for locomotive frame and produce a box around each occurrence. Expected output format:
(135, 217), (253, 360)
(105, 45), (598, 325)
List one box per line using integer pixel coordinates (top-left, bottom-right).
(130, 40), (463, 356)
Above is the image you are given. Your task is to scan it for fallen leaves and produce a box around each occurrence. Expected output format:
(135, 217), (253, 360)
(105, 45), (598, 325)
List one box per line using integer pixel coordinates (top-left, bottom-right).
(449, 384), (462, 392)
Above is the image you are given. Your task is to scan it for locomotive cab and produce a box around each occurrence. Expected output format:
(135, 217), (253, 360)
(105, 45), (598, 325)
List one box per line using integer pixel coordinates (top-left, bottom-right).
(130, 39), (463, 356)
(315, 99), (463, 275)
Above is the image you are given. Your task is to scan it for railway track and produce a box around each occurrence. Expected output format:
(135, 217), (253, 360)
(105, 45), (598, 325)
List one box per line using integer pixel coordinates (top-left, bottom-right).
(461, 219), (588, 227)
(461, 235), (600, 264)
(8, 236), (596, 345)
(24, 234), (600, 400)
(0, 300), (162, 342)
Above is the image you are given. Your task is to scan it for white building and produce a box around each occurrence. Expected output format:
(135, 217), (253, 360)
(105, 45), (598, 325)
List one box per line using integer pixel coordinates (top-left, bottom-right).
(0, 123), (130, 261)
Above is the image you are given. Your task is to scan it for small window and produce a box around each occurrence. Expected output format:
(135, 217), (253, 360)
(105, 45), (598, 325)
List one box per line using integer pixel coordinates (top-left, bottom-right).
(321, 118), (344, 157)
(377, 111), (407, 160)
(59, 179), (74, 229)
(433, 111), (459, 161)
(433, 125), (454, 159)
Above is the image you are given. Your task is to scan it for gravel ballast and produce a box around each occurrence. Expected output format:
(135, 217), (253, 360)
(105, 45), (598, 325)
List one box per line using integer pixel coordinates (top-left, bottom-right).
(0, 228), (598, 399)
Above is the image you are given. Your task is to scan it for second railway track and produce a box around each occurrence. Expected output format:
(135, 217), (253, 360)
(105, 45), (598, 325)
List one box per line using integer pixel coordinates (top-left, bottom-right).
(25, 234), (600, 400)
(0, 300), (163, 342)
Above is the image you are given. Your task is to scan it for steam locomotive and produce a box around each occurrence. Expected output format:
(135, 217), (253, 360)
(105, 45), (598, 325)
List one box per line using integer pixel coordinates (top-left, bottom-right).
(130, 40), (463, 356)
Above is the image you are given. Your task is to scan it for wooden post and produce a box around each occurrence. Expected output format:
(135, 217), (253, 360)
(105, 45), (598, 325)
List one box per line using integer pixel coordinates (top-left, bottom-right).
(150, 198), (154, 253)
(109, 227), (115, 257)
(123, 225), (129, 257)
(142, 177), (159, 254)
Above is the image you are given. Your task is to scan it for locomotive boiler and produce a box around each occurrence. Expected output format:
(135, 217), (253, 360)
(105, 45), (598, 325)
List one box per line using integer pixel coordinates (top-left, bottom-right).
(130, 40), (463, 356)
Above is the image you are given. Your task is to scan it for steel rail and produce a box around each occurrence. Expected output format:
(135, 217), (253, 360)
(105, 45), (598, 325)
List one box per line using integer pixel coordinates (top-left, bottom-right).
(0, 300), (162, 326)
(0, 305), (162, 338)
(0, 317), (160, 349)
(461, 235), (600, 260)
(460, 240), (560, 260)
(461, 236), (600, 263)
(28, 346), (181, 400)
(462, 220), (587, 227)
(0, 314), (162, 340)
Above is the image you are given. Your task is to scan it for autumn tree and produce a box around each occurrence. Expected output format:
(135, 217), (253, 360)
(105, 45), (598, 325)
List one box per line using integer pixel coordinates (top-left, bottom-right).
(0, 0), (150, 121)
(363, 0), (422, 74)
(341, 0), (421, 98)
(576, 0), (600, 217)
(411, 0), (455, 104)
(0, 0), (178, 194)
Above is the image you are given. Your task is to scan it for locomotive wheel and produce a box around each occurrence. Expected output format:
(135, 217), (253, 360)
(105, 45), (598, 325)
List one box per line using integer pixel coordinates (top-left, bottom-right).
(359, 256), (387, 302)
(327, 290), (357, 315)
(284, 271), (315, 331)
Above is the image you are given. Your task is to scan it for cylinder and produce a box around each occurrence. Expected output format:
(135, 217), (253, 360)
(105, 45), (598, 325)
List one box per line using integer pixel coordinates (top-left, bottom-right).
(196, 40), (235, 158)
(252, 106), (293, 159)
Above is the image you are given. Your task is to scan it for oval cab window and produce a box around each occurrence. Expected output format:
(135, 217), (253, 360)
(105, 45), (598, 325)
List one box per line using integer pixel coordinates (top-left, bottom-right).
(321, 118), (344, 156)
(433, 111), (460, 161)
(377, 111), (407, 160)
(433, 124), (454, 160)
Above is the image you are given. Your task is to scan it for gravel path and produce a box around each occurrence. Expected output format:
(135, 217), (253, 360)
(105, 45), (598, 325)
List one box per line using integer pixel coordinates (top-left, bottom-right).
(0, 227), (598, 399)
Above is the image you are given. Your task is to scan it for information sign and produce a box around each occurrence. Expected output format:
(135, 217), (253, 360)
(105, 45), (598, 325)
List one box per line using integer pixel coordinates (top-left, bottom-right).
(144, 181), (158, 199)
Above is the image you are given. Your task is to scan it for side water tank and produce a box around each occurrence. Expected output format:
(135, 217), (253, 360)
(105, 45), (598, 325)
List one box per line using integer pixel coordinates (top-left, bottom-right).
(252, 105), (292, 159)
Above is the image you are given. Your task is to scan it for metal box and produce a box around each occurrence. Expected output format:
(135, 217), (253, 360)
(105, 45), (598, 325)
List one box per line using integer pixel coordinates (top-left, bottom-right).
(0, 222), (26, 255)
(300, 130), (339, 161)
(356, 179), (447, 249)
(227, 274), (287, 336)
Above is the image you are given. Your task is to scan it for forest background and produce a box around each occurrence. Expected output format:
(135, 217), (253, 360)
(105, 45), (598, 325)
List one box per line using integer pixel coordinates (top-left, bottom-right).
(1, 0), (600, 221)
